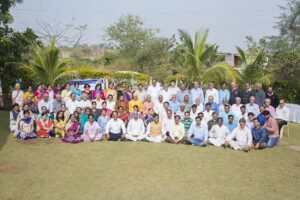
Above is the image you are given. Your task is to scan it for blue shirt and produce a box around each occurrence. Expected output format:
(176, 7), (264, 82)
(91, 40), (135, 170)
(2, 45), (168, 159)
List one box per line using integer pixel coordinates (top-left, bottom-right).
(71, 88), (82, 101)
(210, 102), (219, 112)
(97, 115), (110, 134)
(251, 126), (267, 143)
(169, 100), (180, 113)
(257, 114), (266, 126)
(226, 123), (238, 133)
(219, 89), (230, 103)
(188, 124), (208, 140)
(176, 90), (190, 103)
(190, 88), (204, 104)
(218, 111), (238, 126)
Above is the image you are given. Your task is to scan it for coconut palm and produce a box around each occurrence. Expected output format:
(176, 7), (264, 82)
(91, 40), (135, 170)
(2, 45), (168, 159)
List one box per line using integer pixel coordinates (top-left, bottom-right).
(21, 40), (72, 85)
(236, 46), (272, 85)
(178, 29), (237, 83)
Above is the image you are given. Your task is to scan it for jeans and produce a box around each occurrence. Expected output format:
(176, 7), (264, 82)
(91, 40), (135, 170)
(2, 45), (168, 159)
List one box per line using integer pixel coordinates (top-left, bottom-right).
(267, 137), (278, 148)
(189, 138), (206, 147)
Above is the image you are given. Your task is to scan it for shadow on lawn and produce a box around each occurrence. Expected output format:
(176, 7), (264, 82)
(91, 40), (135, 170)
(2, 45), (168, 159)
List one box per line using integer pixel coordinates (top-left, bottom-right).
(0, 111), (10, 151)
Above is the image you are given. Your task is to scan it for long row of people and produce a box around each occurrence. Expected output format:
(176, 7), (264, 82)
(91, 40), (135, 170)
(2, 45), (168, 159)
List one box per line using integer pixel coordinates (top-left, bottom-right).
(9, 78), (290, 151)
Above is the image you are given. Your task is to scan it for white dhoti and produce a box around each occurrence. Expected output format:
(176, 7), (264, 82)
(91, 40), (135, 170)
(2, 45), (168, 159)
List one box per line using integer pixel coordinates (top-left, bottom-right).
(209, 138), (225, 147)
(125, 134), (145, 141)
(145, 135), (164, 143)
(228, 140), (247, 150)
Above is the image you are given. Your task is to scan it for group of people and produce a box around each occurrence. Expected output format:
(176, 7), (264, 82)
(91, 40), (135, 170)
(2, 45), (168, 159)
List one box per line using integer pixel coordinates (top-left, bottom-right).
(9, 77), (290, 151)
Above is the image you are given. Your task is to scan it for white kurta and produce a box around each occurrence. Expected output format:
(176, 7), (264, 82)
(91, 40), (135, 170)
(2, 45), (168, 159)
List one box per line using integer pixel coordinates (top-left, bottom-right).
(231, 104), (242, 119)
(79, 100), (92, 109)
(126, 119), (145, 141)
(203, 110), (213, 124)
(205, 88), (219, 104)
(208, 124), (230, 147)
(169, 122), (185, 141)
(226, 126), (252, 150)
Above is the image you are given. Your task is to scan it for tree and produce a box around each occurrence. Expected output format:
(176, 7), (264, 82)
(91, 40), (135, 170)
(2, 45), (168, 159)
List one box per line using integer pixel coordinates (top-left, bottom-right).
(0, 0), (41, 106)
(134, 36), (174, 73)
(104, 15), (155, 56)
(236, 36), (272, 85)
(178, 29), (237, 83)
(268, 0), (300, 52)
(21, 40), (72, 86)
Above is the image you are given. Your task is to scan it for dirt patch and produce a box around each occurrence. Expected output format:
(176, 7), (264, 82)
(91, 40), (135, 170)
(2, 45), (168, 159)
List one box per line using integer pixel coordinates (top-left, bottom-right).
(288, 146), (300, 152)
(279, 141), (289, 146)
(0, 162), (24, 174)
(18, 138), (56, 146)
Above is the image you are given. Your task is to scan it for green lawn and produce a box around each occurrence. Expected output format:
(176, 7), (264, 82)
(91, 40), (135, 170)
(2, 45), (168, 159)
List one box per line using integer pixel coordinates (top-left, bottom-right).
(0, 111), (300, 200)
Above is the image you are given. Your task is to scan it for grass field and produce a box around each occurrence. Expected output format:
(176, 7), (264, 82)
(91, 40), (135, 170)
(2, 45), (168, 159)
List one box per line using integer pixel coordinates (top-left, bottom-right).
(0, 111), (300, 200)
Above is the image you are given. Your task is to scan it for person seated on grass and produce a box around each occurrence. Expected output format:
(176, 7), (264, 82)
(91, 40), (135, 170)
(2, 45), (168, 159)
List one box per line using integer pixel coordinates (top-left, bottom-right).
(145, 114), (165, 143)
(207, 112), (218, 131)
(251, 118), (268, 149)
(97, 109), (110, 135)
(224, 118), (252, 152)
(105, 111), (126, 141)
(262, 110), (279, 148)
(208, 118), (230, 147)
(186, 116), (208, 146)
(14, 103), (35, 137)
(181, 111), (193, 135)
(37, 113), (55, 138)
(17, 110), (36, 140)
(54, 111), (66, 138)
(79, 108), (90, 135)
(81, 114), (102, 142)
(10, 103), (20, 133)
(125, 112), (146, 141)
(165, 115), (185, 144)
(61, 114), (81, 143)
(225, 115), (238, 133)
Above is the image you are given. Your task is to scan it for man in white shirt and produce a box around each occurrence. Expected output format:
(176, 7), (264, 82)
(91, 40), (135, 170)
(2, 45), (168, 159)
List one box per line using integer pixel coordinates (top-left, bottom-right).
(38, 93), (53, 113)
(165, 115), (185, 144)
(209, 118), (230, 147)
(176, 105), (185, 119)
(203, 103), (213, 124)
(12, 83), (24, 107)
(190, 104), (198, 121)
(186, 117), (208, 146)
(105, 111), (126, 141)
(106, 94), (115, 111)
(225, 118), (252, 152)
(154, 95), (165, 120)
(79, 93), (92, 109)
(160, 83), (171, 103)
(168, 79), (180, 97)
(135, 83), (147, 102)
(162, 109), (174, 136)
(205, 82), (219, 104)
(147, 78), (162, 103)
(126, 112), (146, 141)
(92, 93), (103, 110)
(275, 99), (290, 130)
(231, 97), (243, 118)
(190, 81), (204, 104)
(246, 96), (260, 116)
(239, 105), (248, 121)
(66, 93), (79, 114)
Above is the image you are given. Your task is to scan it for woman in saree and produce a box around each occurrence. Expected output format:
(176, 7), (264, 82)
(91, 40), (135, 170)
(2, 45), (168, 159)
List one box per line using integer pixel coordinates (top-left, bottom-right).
(101, 101), (113, 117)
(61, 83), (72, 102)
(79, 108), (90, 134)
(92, 83), (105, 100)
(54, 111), (66, 138)
(61, 114), (82, 143)
(117, 106), (129, 126)
(37, 113), (55, 138)
(124, 85), (133, 101)
(17, 110), (36, 140)
(82, 84), (92, 99)
(34, 84), (44, 106)
(81, 114), (102, 142)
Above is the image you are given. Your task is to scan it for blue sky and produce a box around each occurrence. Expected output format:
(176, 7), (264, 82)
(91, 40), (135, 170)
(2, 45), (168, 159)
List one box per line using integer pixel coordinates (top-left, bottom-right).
(11, 0), (284, 52)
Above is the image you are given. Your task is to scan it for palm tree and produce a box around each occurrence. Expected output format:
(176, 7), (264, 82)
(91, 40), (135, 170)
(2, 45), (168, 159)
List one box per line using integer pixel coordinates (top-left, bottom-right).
(178, 29), (237, 83)
(236, 46), (272, 85)
(21, 40), (72, 85)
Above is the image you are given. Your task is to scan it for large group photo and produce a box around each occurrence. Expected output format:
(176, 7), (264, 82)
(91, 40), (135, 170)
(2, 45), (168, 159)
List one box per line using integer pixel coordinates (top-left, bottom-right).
(1, 0), (300, 199)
